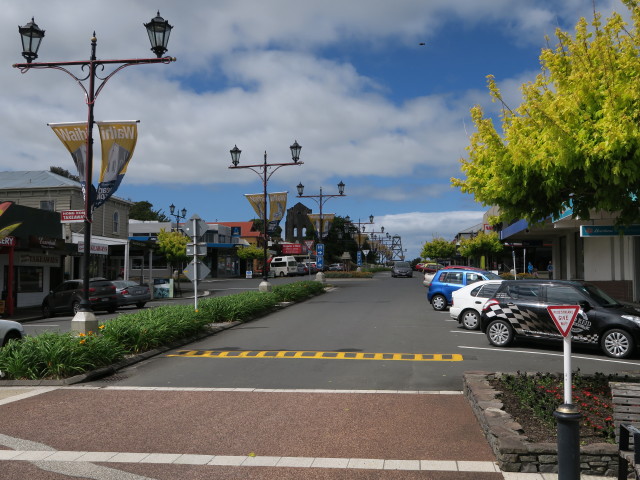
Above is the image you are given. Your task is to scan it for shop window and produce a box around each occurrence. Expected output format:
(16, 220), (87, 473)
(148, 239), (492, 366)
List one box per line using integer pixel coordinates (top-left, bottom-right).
(40, 200), (55, 211)
(17, 267), (44, 293)
(113, 211), (119, 233)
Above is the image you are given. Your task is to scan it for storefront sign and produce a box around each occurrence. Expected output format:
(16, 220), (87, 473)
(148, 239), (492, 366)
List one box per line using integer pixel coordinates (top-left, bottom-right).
(580, 225), (640, 237)
(0, 236), (16, 247)
(281, 243), (306, 255)
(78, 242), (109, 255)
(61, 210), (85, 223)
(18, 254), (60, 266)
(29, 236), (62, 250)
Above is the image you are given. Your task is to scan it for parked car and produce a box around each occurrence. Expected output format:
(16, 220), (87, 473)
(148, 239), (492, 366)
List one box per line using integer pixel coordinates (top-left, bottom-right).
(42, 278), (118, 317)
(111, 280), (151, 309)
(480, 279), (640, 358)
(0, 320), (24, 347)
(391, 261), (413, 278)
(296, 263), (309, 276)
(304, 262), (318, 274)
(449, 280), (504, 330)
(328, 263), (344, 271)
(427, 268), (502, 311)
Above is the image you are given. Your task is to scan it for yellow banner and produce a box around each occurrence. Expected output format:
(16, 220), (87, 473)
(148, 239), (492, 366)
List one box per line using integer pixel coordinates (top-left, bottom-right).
(95, 121), (138, 209)
(307, 213), (334, 238)
(245, 194), (265, 219)
(49, 122), (89, 200)
(268, 192), (287, 222)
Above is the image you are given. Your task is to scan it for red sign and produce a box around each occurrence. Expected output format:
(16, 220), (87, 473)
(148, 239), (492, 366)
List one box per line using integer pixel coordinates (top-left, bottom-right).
(281, 243), (306, 255)
(0, 236), (16, 247)
(61, 210), (85, 223)
(547, 305), (580, 337)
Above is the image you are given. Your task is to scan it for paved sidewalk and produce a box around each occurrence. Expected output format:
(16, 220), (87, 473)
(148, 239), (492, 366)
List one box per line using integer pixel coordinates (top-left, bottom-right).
(0, 386), (616, 479)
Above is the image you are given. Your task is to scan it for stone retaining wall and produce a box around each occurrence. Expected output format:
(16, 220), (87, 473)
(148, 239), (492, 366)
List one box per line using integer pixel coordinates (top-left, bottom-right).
(463, 371), (619, 476)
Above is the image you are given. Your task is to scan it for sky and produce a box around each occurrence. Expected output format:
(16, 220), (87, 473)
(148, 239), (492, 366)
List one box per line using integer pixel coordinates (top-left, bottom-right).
(0, 0), (628, 260)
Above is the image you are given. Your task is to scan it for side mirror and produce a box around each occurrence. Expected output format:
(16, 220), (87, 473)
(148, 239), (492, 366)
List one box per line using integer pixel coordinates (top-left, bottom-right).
(579, 300), (591, 312)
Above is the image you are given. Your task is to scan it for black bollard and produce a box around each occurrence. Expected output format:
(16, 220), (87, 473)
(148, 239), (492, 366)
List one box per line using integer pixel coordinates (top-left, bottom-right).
(553, 404), (582, 480)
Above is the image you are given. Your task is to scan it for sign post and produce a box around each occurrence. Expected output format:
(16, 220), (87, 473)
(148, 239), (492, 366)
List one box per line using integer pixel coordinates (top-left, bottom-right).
(183, 215), (208, 312)
(547, 305), (582, 480)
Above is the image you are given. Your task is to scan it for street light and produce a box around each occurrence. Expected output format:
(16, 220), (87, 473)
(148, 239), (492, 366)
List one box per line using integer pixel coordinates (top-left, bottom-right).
(229, 141), (303, 292)
(345, 215), (374, 270)
(296, 181), (346, 275)
(169, 204), (187, 231)
(14, 13), (175, 333)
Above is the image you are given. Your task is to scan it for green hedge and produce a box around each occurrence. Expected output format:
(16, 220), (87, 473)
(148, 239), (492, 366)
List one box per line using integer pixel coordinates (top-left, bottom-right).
(0, 280), (325, 380)
(324, 271), (374, 278)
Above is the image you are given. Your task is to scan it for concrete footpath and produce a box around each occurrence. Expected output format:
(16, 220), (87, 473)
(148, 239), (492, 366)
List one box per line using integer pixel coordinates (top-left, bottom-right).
(0, 385), (615, 480)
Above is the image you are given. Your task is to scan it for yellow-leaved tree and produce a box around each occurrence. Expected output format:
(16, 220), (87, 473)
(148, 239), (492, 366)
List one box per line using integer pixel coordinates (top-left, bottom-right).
(453, 0), (640, 226)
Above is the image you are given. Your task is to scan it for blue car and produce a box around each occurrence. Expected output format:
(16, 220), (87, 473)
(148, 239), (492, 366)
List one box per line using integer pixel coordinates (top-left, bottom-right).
(427, 268), (502, 311)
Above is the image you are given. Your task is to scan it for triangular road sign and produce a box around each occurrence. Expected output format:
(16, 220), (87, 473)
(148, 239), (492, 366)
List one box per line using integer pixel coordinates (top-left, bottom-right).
(547, 305), (580, 338)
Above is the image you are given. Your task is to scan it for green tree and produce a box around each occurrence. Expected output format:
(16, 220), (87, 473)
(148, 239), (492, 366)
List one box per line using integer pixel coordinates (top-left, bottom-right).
(129, 201), (169, 221)
(156, 229), (188, 273)
(50, 166), (79, 182)
(236, 245), (263, 262)
(458, 232), (504, 259)
(421, 237), (456, 261)
(453, 1), (640, 226)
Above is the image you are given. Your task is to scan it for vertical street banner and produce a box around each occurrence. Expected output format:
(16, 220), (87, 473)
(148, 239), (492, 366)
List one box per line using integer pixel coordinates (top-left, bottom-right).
(94, 121), (139, 209)
(307, 213), (335, 238)
(268, 192), (287, 234)
(245, 194), (265, 219)
(49, 122), (92, 206)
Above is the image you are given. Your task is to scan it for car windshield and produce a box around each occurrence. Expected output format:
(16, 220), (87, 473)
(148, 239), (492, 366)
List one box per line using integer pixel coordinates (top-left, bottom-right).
(482, 271), (502, 280)
(578, 283), (622, 307)
(395, 262), (410, 268)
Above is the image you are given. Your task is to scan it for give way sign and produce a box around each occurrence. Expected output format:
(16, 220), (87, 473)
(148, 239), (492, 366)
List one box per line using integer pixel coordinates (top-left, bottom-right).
(546, 305), (580, 337)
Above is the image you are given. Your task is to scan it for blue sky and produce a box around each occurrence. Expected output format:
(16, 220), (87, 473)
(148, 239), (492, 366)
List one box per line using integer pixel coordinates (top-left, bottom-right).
(0, 1), (626, 259)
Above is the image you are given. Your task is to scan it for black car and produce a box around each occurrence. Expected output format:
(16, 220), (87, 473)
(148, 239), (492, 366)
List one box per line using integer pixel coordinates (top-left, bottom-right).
(480, 279), (640, 358)
(391, 261), (413, 278)
(42, 278), (118, 317)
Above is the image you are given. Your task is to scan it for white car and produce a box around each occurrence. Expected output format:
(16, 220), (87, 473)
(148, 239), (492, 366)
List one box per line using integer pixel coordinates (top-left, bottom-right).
(449, 280), (503, 330)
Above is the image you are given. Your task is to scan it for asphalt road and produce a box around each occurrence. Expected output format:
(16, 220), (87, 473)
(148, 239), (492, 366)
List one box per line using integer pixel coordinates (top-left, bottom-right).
(85, 272), (640, 391)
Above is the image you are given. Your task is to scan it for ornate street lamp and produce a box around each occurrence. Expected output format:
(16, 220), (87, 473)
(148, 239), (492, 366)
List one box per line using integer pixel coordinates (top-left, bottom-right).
(296, 181), (346, 277)
(169, 204), (187, 231)
(229, 141), (303, 291)
(13, 13), (175, 333)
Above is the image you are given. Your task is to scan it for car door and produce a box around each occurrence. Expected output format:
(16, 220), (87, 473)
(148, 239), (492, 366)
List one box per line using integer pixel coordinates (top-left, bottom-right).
(441, 271), (463, 301)
(497, 283), (546, 336)
(51, 281), (79, 312)
(544, 284), (596, 343)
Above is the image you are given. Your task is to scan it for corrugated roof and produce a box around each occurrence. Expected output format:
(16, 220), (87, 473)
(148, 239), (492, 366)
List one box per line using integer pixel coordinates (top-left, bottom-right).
(0, 171), (80, 189)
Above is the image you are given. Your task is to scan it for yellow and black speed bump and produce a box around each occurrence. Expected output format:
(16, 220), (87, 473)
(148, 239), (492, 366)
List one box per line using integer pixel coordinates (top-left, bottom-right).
(168, 350), (463, 362)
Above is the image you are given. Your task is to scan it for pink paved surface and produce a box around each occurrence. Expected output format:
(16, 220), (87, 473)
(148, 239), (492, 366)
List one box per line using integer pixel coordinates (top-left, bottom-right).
(1, 389), (494, 460)
(0, 389), (502, 479)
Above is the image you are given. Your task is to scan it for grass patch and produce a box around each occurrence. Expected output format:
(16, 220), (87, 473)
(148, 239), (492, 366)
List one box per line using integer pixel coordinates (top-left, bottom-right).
(0, 280), (325, 380)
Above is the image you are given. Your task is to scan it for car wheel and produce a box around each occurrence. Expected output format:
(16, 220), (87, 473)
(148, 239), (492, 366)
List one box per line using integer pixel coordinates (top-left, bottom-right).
(136, 302), (146, 309)
(431, 294), (447, 311)
(461, 309), (480, 330)
(72, 301), (81, 315)
(279, 272), (285, 277)
(2, 331), (22, 347)
(487, 319), (514, 347)
(42, 303), (54, 319)
(601, 329), (634, 359)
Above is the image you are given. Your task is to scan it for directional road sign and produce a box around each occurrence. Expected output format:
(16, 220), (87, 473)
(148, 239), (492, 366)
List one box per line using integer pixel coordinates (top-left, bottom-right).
(184, 259), (210, 282)
(316, 243), (325, 256)
(186, 243), (207, 256)
(316, 255), (324, 269)
(182, 214), (208, 239)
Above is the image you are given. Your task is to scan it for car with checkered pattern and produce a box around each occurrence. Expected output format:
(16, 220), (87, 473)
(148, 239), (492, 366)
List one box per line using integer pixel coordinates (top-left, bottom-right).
(480, 280), (640, 358)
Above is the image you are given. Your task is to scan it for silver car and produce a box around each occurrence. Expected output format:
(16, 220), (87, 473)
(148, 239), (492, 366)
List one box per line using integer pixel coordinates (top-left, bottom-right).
(391, 261), (413, 278)
(111, 280), (151, 309)
(0, 320), (25, 347)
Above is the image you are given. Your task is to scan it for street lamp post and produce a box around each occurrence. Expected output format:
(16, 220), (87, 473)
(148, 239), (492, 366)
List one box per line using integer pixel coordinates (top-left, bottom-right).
(14, 13), (175, 333)
(346, 215), (374, 270)
(169, 204), (187, 231)
(229, 142), (303, 292)
(367, 226), (385, 265)
(296, 181), (345, 281)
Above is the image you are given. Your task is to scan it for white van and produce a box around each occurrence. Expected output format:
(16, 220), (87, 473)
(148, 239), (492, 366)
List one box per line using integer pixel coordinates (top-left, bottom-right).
(269, 256), (298, 277)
